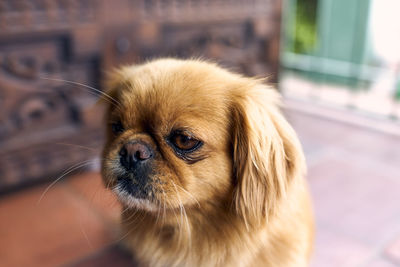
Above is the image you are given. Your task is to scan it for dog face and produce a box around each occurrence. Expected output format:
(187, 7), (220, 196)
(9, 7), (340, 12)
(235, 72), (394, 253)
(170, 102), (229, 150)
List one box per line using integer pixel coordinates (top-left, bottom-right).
(101, 59), (304, 224)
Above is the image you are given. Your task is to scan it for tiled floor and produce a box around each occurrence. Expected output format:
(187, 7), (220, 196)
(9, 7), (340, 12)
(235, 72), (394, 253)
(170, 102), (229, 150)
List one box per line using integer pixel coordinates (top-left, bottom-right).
(1, 109), (399, 267)
(286, 110), (400, 267)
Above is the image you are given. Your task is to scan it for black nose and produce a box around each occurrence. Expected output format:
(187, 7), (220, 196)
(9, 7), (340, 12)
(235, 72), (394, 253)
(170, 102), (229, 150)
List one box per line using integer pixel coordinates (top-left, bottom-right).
(119, 142), (153, 171)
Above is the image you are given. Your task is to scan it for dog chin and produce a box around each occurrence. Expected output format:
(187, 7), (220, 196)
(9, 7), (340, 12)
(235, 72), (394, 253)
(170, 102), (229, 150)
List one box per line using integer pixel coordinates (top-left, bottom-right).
(112, 185), (159, 212)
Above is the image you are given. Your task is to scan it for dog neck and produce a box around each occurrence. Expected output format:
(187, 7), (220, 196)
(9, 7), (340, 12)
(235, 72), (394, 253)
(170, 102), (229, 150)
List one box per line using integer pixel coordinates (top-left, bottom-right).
(119, 199), (268, 267)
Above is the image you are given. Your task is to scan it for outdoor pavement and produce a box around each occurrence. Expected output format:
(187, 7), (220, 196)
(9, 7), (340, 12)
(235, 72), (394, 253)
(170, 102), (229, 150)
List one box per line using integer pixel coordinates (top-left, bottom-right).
(1, 108), (399, 267)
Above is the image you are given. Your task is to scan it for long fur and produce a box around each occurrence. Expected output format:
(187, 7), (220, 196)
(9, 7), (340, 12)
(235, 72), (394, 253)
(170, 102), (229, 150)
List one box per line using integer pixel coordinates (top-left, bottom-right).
(101, 58), (313, 267)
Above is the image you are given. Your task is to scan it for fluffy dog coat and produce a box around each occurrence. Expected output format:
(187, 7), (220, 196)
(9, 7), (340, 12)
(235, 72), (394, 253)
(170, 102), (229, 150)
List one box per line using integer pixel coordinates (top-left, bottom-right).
(101, 58), (313, 267)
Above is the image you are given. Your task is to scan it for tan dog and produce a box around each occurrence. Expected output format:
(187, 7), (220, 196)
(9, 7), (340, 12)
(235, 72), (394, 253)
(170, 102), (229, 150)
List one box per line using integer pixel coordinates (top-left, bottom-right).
(101, 58), (313, 267)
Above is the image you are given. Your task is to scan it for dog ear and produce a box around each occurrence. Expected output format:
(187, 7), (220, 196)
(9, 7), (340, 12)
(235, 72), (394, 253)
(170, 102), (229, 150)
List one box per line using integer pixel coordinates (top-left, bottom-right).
(97, 65), (138, 109)
(231, 83), (305, 227)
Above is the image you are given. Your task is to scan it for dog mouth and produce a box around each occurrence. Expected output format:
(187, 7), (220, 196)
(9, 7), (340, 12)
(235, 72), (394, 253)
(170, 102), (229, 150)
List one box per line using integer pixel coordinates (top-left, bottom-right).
(115, 176), (154, 200)
(112, 176), (160, 211)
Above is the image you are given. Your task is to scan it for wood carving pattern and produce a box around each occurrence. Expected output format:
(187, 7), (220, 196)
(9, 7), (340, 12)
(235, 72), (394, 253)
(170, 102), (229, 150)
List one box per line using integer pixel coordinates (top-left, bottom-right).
(0, 36), (102, 191)
(137, 0), (273, 21)
(0, 0), (99, 33)
(0, 0), (281, 192)
(0, 128), (103, 192)
(160, 22), (269, 76)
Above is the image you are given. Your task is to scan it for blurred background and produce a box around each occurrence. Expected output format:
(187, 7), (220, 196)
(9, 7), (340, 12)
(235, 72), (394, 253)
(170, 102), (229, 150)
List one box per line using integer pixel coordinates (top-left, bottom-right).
(0, 0), (399, 266)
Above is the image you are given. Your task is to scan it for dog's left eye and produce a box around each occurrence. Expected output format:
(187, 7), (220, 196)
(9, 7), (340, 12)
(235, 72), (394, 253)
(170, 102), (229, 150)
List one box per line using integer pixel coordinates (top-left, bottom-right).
(169, 132), (202, 152)
(111, 120), (124, 134)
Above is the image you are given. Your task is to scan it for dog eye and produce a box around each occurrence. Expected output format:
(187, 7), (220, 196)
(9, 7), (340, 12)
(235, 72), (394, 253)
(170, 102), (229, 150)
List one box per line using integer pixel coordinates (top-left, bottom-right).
(111, 120), (124, 134)
(170, 132), (201, 152)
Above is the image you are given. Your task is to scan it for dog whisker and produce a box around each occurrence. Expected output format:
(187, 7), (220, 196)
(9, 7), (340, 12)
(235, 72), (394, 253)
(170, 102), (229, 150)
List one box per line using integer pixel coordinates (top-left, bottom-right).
(113, 223), (135, 244)
(155, 196), (163, 225)
(157, 190), (168, 222)
(120, 205), (132, 215)
(111, 207), (144, 244)
(54, 142), (98, 152)
(39, 76), (122, 109)
(79, 219), (93, 249)
(173, 183), (200, 208)
(171, 181), (191, 247)
(37, 160), (94, 205)
(162, 191), (167, 226)
(154, 191), (167, 240)
(165, 194), (182, 242)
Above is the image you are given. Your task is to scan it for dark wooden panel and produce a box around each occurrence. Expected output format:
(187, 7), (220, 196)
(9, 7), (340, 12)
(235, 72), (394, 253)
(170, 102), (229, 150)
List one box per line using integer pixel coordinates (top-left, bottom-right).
(0, 0), (100, 35)
(0, 0), (281, 193)
(0, 35), (103, 192)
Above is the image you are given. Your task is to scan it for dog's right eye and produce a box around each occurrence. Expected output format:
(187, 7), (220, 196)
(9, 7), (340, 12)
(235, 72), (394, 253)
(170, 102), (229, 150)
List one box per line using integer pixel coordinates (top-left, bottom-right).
(111, 120), (124, 134)
(168, 131), (202, 153)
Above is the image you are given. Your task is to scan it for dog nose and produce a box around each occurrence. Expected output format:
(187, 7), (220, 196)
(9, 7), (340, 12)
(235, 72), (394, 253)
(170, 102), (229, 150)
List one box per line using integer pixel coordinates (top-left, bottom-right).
(119, 142), (153, 171)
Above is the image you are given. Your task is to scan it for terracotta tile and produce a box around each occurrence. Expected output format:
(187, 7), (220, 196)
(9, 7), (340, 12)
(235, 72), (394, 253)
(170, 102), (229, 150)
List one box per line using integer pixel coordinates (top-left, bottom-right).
(287, 112), (361, 169)
(385, 236), (400, 265)
(342, 130), (400, 169)
(0, 183), (113, 267)
(308, 155), (400, 245)
(68, 245), (136, 267)
(288, 110), (400, 173)
(287, 112), (356, 150)
(310, 227), (373, 267)
(287, 111), (353, 142)
(66, 172), (121, 224)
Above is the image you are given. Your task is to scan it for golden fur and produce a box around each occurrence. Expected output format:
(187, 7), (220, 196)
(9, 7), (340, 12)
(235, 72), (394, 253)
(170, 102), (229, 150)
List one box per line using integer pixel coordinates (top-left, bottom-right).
(101, 58), (313, 267)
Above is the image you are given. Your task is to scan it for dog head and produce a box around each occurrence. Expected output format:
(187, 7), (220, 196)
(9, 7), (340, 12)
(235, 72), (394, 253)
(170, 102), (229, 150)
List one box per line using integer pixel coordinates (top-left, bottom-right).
(101, 58), (304, 225)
